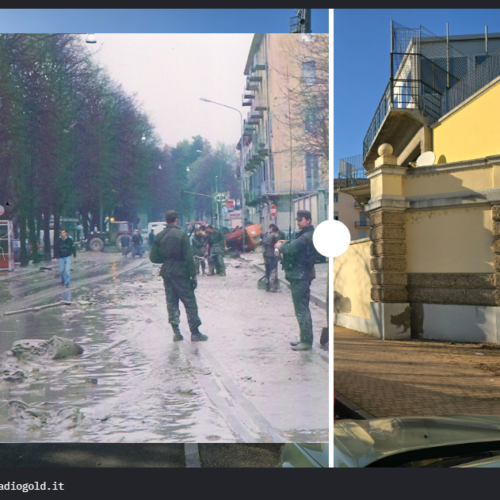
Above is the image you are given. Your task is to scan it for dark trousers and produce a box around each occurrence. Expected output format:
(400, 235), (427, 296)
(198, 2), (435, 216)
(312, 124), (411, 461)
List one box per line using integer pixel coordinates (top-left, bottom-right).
(163, 277), (202, 333)
(264, 255), (279, 291)
(289, 278), (313, 344)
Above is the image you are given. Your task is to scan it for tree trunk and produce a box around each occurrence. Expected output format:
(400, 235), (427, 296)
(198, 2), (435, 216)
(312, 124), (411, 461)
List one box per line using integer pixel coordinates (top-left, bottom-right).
(19, 211), (28, 267)
(42, 205), (52, 261)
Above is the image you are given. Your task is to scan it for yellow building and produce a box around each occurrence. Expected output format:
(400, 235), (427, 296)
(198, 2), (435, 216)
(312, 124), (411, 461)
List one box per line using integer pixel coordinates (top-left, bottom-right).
(237, 33), (329, 236)
(336, 23), (500, 343)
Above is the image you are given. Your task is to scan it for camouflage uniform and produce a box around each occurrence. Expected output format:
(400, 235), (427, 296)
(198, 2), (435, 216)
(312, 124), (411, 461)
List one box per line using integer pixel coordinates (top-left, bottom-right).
(207, 229), (226, 276)
(279, 225), (316, 345)
(262, 231), (280, 292)
(192, 231), (207, 275)
(155, 224), (202, 334)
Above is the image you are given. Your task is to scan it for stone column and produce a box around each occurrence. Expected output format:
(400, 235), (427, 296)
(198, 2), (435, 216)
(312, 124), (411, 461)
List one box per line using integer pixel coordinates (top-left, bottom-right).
(492, 204), (500, 305)
(365, 144), (410, 340)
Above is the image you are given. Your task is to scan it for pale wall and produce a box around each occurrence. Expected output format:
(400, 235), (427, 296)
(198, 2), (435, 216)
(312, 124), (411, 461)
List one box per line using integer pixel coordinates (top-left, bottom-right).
(334, 239), (371, 320)
(406, 206), (493, 273)
(433, 79), (500, 164)
(404, 166), (492, 198)
(335, 191), (365, 240)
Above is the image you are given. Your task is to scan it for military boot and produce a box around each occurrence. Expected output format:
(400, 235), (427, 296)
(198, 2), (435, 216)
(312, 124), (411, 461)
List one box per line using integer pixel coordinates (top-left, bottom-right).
(172, 324), (184, 341)
(191, 328), (208, 342)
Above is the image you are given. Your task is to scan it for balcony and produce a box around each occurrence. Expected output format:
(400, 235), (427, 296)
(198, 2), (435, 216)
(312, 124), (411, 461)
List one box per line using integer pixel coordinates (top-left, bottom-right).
(251, 53), (266, 72)
(261, 179), (328, 195)
(245, 78), (259, 91)
(355, 220), (370, 228)
(362, 22), (475, 168)
(338, 154), (369, 188)
(252, 93), (268, 112)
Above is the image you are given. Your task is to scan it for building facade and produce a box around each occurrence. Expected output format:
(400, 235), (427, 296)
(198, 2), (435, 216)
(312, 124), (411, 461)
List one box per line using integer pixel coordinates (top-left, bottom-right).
(237, 33), (329, 236)
(336, 22), (500, 343)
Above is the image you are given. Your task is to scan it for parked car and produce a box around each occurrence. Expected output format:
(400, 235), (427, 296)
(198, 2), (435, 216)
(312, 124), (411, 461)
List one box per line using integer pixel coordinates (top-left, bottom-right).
(335, 415), (500, 467)
(275, 443), (328, 468)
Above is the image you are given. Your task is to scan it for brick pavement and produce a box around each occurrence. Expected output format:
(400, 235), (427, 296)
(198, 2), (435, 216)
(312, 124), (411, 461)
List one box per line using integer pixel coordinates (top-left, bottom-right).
(335, 325), (500, 417)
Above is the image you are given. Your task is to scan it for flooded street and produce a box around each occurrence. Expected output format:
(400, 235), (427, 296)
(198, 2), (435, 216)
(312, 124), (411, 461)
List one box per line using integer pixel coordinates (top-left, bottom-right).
(0, 251), (328, 443)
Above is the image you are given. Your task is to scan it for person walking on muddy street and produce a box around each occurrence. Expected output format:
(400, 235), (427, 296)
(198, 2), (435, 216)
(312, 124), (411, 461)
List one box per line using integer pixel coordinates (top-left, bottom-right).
(150, 210), (208, 342)
(192, 225), (207, 275)
(205, 225), (227, 276)
(275, 210), (318, 351)
(131, 229), (143, 258)
(263, 224), (281, 292)
(148, 229), (155, 248)
(121, 232), (131, 257)
(53, 229), (77, 288)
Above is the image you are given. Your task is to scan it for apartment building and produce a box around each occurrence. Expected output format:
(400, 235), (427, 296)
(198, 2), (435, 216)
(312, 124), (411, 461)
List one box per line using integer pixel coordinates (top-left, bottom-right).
(332, 179), (368, 241)
(237, 33), (329, 236)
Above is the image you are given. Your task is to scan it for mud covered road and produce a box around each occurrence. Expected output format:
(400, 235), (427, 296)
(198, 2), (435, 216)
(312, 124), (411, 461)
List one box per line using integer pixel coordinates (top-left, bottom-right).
(0, 250), (328, 443)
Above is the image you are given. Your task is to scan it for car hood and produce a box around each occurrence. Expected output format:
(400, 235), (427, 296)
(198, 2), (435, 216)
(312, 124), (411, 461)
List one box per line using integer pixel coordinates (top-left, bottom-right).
(335, 415), (500, 468)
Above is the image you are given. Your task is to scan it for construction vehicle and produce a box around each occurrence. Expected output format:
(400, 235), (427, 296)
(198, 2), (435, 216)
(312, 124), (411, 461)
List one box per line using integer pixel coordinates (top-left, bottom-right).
(225, 223), (262, 252)
(87, 218), (132, 252)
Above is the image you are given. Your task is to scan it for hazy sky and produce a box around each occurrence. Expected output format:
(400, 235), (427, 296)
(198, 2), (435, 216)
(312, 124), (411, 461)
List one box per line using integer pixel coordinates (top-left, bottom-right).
(83, 33), (254, 148)
(0, 8), (329, 151)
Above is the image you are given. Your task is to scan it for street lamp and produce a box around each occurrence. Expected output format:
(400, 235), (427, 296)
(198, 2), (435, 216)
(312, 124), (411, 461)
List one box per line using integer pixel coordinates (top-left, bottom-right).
(199, 97), (245, 251)
(86, 34), (97, 44)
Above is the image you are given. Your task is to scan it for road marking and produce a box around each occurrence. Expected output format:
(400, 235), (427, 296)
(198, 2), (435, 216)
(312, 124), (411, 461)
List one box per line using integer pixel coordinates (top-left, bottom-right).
(184, 443), (201, 468)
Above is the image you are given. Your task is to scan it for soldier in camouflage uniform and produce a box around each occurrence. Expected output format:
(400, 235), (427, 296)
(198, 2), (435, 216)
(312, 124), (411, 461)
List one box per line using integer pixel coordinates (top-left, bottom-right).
(153, 210), (208, 342)
(275, 210), (317, 351)
(205, 225), (227, 276)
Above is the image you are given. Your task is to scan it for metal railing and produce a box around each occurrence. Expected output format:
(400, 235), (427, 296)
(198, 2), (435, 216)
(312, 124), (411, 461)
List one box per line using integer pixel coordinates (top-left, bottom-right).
(441, 46), (500, 116)
(363, 21), (475, 160)
(355, 220), (370, 227)
(261, 179), (327, 195)
(338, 154), (368, 188)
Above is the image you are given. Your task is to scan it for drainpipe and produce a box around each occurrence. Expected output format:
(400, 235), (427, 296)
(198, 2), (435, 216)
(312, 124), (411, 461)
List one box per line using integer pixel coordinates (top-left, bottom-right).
(486, 25), (488, 58)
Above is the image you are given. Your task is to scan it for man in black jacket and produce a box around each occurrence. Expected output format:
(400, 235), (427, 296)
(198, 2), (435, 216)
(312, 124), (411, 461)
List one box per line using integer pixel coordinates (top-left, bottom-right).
(275, 210), (317, 351)
(53, 229), (77, 288)
(153, 210), (208, 342)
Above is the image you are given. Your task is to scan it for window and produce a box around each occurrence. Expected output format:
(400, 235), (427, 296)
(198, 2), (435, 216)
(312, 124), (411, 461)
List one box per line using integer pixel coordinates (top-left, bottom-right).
(305, 153), (320, 190)
(359, 231), (367, 239)
(269, 113), (273, 137)
(269, 155), (275, 181)
(302, 61), (316, 86)
(334, 212), (339, 221)
(304, 107), (318, 133)
(334, 192), (338, 203)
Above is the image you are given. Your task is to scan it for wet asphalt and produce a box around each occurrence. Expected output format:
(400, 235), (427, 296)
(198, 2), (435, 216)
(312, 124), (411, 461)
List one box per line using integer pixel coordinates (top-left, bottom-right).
(0, 249), (328, 445)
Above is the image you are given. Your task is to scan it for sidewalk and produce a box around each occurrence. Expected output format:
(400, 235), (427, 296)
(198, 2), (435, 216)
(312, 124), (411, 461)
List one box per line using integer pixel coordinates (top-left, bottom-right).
(335, 325), (500, 418)
(243, 250), (328, 311)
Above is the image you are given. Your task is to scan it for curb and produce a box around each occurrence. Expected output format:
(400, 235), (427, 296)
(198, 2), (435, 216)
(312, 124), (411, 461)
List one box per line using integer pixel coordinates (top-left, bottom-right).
(252, 263), (326, 311)
(335, 392), (376, 420)
(184, 443), (201, 468)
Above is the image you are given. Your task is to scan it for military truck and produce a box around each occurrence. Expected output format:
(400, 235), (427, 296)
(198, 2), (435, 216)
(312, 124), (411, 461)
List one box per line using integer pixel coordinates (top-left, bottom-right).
(87, 218), (132, 252)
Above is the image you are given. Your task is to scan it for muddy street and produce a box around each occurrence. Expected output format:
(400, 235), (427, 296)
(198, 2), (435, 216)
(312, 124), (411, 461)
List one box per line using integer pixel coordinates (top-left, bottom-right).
(0, 250), (328, 443)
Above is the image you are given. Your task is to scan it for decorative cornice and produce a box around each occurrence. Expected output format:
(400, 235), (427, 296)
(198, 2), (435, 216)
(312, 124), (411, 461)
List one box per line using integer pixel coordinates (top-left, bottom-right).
(406, 155), (500, 177)
(366, 195), (409, 212)
(367, 166), (408, 180)
(407, 187), (500, 211)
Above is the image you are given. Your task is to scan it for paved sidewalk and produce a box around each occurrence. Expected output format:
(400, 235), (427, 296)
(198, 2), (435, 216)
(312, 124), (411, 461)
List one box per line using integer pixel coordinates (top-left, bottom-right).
(335, 325), (500, 418)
